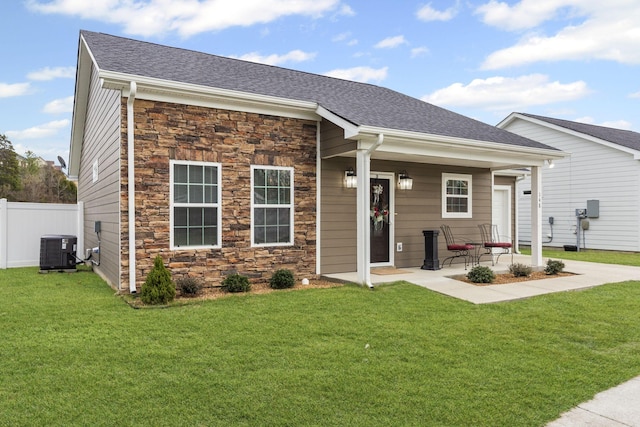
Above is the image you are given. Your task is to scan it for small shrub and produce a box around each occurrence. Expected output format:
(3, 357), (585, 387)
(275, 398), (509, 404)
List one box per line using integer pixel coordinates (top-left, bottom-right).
(140, 255), (176, 305)
(176, 277), (203, 297)
(467, 265), (495, 284)
(269, 269), (295, 289)
(545, 259), (565, 275)
(509, 263), (532, 277)
(221, 273), (251, 293)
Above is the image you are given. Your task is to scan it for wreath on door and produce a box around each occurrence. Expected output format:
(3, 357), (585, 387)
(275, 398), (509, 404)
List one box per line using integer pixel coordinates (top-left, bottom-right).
(370, 182), (389, 232)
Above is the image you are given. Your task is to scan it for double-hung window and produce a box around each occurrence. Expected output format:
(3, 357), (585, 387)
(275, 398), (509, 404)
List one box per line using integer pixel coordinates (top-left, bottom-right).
(442, 173), (472, 218)
(170, 160), (221, 249)
(251, 166), (293, 246)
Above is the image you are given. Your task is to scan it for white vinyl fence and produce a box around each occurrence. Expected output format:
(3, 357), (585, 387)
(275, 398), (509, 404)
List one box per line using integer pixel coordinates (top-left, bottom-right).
(0, 199), (83, 269)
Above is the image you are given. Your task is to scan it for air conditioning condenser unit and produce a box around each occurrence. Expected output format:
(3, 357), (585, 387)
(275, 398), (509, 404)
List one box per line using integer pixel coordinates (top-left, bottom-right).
(39, 235), (78, 272)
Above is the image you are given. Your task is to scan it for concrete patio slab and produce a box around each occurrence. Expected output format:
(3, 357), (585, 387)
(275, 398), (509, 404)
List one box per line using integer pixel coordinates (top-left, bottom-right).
(324, 254), (640, 305)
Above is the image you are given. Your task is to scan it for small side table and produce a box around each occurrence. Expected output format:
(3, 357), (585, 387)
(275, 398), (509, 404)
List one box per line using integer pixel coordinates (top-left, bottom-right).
(466, 242), (483, 266)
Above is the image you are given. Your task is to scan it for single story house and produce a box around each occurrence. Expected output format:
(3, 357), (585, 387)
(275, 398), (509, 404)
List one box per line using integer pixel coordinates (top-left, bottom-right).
(499, 113), (640, 252)
(70, 31), (564, 292)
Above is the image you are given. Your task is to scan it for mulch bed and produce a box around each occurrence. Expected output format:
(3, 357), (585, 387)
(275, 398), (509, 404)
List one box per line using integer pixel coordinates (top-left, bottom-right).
(456, 270), (576, 286)
(179, 279), (344, 301)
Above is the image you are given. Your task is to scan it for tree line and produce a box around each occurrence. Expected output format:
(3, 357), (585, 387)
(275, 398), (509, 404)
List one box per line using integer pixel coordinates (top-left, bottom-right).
(0, 134), (76, 203)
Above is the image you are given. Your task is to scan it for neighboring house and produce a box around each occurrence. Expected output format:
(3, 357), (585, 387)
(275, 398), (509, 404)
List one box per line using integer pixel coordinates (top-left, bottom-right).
(70, 31), (564, 292)
(499, 113), (640, 252)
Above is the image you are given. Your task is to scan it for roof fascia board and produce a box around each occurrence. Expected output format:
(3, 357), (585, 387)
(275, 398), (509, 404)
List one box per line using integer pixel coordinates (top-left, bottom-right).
(315, 105), (359, 138)
(355, 125), (567, 161)
(500, 113), (640, 160)
(100, 71), (319, 121)
(68, 35), (95, 178)
(372, 138), (548, 167)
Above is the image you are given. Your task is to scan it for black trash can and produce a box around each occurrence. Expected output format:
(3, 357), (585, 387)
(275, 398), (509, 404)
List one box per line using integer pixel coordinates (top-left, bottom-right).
(421, 229), (440, 270)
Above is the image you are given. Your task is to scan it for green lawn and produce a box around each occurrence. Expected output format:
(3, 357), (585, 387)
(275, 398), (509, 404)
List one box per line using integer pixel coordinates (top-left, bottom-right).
(1, 267), (640, 426)
(520, 247), (640, 266)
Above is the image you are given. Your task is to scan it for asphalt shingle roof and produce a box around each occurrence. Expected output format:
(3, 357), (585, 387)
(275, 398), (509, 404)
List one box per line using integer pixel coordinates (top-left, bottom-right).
(521, 113), (640, 152)
(81, 30), (557, 151)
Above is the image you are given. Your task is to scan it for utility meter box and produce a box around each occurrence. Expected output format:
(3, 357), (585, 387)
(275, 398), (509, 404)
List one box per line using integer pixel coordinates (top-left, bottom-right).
(587, 200), (600, 218)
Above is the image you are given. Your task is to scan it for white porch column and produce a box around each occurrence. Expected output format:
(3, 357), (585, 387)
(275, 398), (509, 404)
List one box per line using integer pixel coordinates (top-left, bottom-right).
(530, 165), (543, 267)
(356, 149), (371, 287)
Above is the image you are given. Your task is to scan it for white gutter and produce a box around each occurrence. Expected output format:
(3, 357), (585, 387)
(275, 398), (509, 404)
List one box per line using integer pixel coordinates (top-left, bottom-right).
(358, 133), (384, 288)
(367, 133), (385, 156)
(127, 81), (137, 293)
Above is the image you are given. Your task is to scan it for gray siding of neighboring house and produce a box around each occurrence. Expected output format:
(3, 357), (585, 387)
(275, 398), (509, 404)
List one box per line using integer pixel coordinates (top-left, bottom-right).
(507, 119), (640, 252)
(320, 156), (492, 274)
(76, 64), (122, 289)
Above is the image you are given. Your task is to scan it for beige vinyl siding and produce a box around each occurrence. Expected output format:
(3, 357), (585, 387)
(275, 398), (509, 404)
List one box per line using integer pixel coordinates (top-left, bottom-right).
(319, 120), (357, 158)
(320, 158), (357, 274)
(76, 64), (121, 289)
(320, 157), (492, 273)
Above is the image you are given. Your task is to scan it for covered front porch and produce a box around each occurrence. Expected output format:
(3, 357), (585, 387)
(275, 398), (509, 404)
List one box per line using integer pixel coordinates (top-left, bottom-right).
(318, 117), (566, 287)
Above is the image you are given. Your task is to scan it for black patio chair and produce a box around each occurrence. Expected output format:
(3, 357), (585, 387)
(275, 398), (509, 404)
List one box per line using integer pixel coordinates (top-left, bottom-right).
(477, 223), (513, 266)
(440, 224), (474, 270)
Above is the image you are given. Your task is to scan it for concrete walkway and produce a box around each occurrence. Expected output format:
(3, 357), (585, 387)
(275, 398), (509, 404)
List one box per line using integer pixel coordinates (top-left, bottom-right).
(324, 255), (640, 426)
(547, 376), (640, 426)
(325, 254), (640, 304)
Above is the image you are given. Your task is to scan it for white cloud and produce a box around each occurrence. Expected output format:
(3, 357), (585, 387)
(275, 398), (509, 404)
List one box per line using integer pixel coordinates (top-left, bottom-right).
(477, 1), (640, 69)
(27, 66), (75, 81)
(574, 116), (595, 124)
(601, 120), (633, 130)
(324, 66), (388, 83)
(411, 46), (429, 58)
(574, 116), (633, 130)
(416, 2), (459, 22)
(233, 50), (316, 66)
(338, 4), (355, 16)
(27, 0), (342, 38)
(5, 119), (70, 140)
(374, 35), (407, 49)
(43, 96), (74, 114)
(332, 31), (358, 46)
(422, 74), (589, 111)
(475, 0), (572, 31)
(630, 91), (640, 99)
(0, 82), (31, 98)
(332, 32), (350, 42)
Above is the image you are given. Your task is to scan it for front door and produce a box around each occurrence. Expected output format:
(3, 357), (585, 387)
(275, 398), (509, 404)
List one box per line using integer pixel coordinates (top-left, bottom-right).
(370, 174), (394, 265)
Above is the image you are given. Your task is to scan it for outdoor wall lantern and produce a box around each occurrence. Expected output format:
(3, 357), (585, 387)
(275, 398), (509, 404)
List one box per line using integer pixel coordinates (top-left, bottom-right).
(398, 171), (413, 190)
(344, 167), (357, 188)
(545, 159), (555, 169)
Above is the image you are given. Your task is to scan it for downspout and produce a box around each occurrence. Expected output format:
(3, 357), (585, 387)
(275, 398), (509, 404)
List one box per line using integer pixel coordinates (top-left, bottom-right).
(315, 121), (321, 277)
(359, 133), (384, 288)
(127, 81), (137, 293)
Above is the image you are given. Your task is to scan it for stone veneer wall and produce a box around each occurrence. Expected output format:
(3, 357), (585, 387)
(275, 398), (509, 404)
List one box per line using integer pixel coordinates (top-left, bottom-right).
(120, 99), (318, 291)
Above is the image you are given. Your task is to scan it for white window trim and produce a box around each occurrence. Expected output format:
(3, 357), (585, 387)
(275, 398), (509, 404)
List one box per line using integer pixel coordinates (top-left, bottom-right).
(251, 165), (294, 247)
(169, 160), (222, 250)
(442, 173), (473, 219)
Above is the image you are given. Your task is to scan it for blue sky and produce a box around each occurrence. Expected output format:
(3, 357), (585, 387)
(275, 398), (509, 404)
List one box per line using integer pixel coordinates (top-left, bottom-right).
(2, 0), (639, 166)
